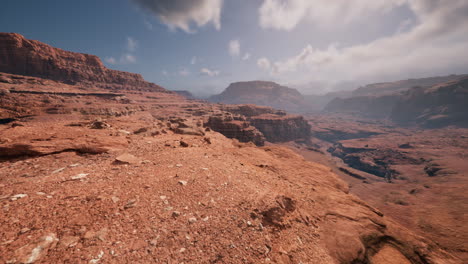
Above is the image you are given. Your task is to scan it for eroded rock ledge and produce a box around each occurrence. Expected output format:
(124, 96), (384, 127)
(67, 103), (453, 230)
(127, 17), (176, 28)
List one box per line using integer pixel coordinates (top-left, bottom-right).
(205, 105), (311, 146)
(0, 33), (167, 92)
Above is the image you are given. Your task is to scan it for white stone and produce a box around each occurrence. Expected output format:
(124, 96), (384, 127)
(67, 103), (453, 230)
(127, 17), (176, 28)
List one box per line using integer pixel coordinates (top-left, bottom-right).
(178, 180), (188, 186)
(71, 173), (88, 180)
(10, 194), (28, 201)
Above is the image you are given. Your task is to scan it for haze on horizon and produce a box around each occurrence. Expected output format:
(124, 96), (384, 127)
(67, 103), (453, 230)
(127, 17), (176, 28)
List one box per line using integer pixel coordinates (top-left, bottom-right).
(2, 0), (468, 96)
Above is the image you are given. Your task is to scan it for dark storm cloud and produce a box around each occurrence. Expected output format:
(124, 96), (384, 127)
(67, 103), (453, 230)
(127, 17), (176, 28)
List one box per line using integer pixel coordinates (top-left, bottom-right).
(131, 0), (223, 32)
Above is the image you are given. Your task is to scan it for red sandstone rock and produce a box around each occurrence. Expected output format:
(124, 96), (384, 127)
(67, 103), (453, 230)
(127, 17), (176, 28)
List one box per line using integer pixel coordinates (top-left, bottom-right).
(209, 105), (311, 144)
(0, 125), (128, 160)
(0, 33), (167, 92)
(250, 114), (311, 143)
(14, 233), (58, 263)
(205, 114), (266, 146)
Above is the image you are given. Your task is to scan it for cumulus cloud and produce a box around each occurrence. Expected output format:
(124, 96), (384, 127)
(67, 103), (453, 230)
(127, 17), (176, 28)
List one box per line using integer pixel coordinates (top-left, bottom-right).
(105, 57), (117, 64)
(229, 39), (240, 57)
(259, 0), (406, 31)
(257, 57), (271, 71)
(200, 68), (220, 77)
(104, 54), (136, 65)
(131, 0), (223, 33)
(127, 37), (138, 52)
(105, 37), (138, 65)
(258, 0), (468, 90)
(121, 54), (137, 64)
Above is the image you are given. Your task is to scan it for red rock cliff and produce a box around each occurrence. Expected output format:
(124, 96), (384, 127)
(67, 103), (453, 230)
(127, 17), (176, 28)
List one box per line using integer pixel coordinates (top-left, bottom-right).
(0, 33), (166, 92)
(206, 105), (311, 145)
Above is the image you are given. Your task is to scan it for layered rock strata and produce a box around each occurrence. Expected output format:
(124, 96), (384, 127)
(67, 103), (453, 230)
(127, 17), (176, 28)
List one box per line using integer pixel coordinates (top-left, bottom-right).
(0, 33), (166, 92)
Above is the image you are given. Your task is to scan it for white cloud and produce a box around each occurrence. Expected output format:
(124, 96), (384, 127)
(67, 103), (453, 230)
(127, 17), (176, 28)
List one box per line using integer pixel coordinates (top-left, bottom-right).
(131, 0), (223, 33)
(259, 0), (406, 31)
(191, 56), (197, 65)
(106, 38), (138, 65)
(258, 0), (468, 90)
(257, 57), (271, 71)
(229, 39), (240, 57)
(242, 53), (251, 61)
(105, 57), (117, 65)
(121, 54), (136, 64)
(104, 54), (136, 65)
(200, 68), (220, 77)
(179, 69), (190, 76)
(127, 37), (138, 52)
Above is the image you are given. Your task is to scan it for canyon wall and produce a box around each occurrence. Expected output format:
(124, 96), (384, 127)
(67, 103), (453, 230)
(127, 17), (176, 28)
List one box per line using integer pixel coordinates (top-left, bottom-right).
(324, 94), (400, 119)
(391, 77), (468, 128)
(0, 33), (166, 92)
(250, 114), (311, 143)
(205, 105), (311, 145)
(324, 75), (468, 127)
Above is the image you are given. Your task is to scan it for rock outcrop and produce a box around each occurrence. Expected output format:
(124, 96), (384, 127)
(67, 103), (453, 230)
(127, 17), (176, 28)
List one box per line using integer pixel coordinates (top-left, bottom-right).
(223, 104), (287, 117)
(209, 81), (306, 113)
(0, 33), (166, 92)
(205, 114), (266, 146)
(250, 114), (311, 143)
(205, 105), (311, 146)
(0, 124), (128, 160)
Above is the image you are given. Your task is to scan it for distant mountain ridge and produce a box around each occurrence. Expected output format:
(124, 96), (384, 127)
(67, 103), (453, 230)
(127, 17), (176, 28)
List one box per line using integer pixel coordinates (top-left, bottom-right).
(303, 74), (467, 113)
(324, 75), (468, 128)
(391, 77), (468, 128)
(352, 75), (467, 97)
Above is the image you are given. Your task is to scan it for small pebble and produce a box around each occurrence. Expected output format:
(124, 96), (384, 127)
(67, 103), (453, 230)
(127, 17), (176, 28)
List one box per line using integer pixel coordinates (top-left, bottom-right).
(178, 180), (188, 186)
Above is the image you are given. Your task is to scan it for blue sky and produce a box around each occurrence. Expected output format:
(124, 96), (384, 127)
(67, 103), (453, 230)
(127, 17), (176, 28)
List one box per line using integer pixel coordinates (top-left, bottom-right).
(1, 0), (468, 96)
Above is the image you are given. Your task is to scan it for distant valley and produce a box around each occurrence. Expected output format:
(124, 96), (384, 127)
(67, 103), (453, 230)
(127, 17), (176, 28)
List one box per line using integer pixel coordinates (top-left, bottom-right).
(207, 74), (468, 128)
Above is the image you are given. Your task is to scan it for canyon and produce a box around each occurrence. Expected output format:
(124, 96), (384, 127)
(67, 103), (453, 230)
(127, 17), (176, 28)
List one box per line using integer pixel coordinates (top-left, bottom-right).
(0, 33), (466, 264)
(324, 75), (468, 128)
(297, 114), (468, 262)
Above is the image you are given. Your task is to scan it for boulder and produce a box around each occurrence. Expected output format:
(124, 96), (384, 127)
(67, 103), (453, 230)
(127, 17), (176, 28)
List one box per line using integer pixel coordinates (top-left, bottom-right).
(89, 120), (110, 129)
(174, 127), (205, 136)
(115, 153), (141, 165)
(15, 233), (59, 263)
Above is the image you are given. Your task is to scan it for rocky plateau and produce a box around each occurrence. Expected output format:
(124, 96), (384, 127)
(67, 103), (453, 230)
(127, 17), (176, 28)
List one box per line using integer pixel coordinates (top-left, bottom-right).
(0, 33), (465, 264)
